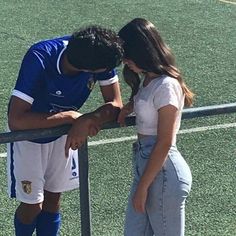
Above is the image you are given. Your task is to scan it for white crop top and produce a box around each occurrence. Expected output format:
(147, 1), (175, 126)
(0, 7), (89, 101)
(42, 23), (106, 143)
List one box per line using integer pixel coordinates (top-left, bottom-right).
(133, 75), (184, 144)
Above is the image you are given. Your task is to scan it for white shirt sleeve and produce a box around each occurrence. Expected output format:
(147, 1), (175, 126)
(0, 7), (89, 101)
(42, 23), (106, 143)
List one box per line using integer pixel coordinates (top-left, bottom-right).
(153, 80), (183, 110)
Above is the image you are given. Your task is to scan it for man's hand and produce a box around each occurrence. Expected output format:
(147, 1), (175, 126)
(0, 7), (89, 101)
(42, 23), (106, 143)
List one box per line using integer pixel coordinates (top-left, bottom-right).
(65, 115), (100, 157)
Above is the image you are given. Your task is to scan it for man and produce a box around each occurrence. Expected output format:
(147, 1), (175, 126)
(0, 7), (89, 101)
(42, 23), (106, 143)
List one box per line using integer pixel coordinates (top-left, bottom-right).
(7, 25), (123, 236)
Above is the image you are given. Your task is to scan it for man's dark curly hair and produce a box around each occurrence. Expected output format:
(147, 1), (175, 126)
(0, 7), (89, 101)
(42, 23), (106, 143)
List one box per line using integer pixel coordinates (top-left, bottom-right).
(66, 26), (124, 71)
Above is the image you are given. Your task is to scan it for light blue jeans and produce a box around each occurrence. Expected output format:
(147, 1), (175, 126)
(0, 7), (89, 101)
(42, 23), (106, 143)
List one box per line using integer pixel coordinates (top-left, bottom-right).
(124, 136), (192, 236)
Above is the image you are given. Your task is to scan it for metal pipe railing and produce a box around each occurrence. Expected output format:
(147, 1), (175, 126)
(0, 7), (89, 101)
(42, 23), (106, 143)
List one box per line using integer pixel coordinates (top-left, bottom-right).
(0, 102), (236, 236)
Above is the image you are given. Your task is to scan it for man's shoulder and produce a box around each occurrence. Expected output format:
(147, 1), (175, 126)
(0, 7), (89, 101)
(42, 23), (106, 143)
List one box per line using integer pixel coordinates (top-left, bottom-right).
(24, 35), (71, 64)
(30, 35), (70, 52)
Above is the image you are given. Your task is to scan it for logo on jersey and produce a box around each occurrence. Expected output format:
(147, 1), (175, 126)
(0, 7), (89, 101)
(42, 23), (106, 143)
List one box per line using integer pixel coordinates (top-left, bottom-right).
(50, 90), (64, 97)
(87, 78), (95, 90)
(49, 104), (78, 113)
(56, 90), (62, 95)
(21, 180), (32, 194)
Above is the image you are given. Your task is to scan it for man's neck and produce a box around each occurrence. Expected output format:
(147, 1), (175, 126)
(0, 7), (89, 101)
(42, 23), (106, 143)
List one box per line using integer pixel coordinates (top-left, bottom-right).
(60, 52), (81, 76)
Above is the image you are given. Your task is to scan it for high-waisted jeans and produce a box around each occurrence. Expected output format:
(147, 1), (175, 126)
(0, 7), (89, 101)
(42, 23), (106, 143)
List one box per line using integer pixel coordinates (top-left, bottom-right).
(124, 136), (192, 236)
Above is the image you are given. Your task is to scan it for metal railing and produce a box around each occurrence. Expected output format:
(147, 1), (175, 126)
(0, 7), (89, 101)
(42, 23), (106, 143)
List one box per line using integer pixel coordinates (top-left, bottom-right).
(0, 102), (236, 236)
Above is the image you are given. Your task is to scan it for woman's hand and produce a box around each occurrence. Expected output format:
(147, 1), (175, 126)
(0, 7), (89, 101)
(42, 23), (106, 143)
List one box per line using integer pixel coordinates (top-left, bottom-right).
(132, 184), (148, 213)
(117, 101), (134, 126)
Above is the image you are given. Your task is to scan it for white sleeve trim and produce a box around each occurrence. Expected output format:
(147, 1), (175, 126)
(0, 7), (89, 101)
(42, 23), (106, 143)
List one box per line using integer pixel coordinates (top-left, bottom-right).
(12, 89), (34, 104)
(98, 75), (118, 86)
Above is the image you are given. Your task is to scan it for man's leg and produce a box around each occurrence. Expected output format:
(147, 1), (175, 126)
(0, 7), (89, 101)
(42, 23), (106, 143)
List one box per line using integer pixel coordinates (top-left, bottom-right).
(36, 191), (61, 236)
(35, 136), (79, 236)
(14, 202), (42, 236)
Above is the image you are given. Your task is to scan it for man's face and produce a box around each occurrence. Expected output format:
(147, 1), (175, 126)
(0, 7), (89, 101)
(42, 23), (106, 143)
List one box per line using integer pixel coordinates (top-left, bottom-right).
(64, 53), (107, 75)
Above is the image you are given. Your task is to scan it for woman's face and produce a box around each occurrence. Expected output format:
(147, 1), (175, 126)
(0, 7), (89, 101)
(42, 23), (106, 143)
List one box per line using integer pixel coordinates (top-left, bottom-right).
(123, 59), (143, 73)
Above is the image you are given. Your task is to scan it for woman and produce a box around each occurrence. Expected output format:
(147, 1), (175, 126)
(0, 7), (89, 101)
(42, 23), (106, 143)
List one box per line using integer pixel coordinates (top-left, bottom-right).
(118, 18), (194, 236)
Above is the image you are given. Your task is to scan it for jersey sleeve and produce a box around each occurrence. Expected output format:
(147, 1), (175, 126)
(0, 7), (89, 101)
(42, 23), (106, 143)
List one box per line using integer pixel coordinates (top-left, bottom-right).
(95, 69), (119, 86)
(153, 80), (183, 110)
(12, 48), (45, 104)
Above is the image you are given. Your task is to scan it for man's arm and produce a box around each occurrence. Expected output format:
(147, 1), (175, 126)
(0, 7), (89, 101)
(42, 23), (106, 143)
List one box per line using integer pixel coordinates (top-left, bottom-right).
(8, 96), (81, 131)
(84, 81), (123, 125)
(65, 81), (123, 156)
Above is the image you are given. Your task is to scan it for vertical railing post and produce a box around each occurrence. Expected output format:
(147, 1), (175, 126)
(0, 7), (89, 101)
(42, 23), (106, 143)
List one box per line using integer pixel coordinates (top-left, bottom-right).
(78, 139), (91, 236)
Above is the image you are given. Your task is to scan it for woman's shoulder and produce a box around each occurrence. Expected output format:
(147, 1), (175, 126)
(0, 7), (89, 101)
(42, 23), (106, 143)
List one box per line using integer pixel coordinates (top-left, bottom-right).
(160, 75), (179, 85)
(152, 75), (181, 91)
(152, 75), (184, 109)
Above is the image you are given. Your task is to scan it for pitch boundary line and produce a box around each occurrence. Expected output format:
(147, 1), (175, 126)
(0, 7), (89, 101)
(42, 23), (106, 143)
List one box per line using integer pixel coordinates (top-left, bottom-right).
(88, 122), (236, 146)
(0, 122), (236, 158)
(219, 0), (236, 5)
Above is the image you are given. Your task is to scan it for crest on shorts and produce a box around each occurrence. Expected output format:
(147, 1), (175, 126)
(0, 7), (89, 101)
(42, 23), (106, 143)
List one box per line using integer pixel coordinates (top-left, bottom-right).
(87, 78), (95, 90)
(21, 180), (32, 194)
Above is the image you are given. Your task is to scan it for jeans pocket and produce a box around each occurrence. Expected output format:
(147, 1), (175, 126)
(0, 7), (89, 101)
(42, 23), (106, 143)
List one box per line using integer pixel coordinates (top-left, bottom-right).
(139, 143), (155, 159)
(169, 151), (192, 186)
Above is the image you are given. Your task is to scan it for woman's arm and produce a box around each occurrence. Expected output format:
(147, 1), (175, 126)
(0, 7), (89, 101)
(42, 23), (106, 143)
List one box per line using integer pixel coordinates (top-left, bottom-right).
(117, 101), (134, 126)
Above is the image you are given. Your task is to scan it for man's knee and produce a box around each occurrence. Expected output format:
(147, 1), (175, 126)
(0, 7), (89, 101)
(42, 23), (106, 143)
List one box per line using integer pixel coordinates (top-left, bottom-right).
(16, 202), (42, 224)
(42, 191), (61, 213)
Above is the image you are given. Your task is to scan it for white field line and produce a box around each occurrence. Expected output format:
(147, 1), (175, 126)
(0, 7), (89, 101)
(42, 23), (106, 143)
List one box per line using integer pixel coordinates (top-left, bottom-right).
(0, 122), (236, 157)
(219, 0), (236, 5)
(0, 153), (7, 158)
(89, 122), (236, 146)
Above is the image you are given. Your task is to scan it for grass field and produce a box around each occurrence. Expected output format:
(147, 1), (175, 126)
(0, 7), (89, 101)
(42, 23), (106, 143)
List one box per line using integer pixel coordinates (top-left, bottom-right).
(0, 0), (235, 235)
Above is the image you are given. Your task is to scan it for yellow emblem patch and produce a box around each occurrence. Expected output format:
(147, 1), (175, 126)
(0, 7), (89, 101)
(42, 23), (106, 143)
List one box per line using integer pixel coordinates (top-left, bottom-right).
(21, 180), (32, 194)
(87, 78), (95, 90)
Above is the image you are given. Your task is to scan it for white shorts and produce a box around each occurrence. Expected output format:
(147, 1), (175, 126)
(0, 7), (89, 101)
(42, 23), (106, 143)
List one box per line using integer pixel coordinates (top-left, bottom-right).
(7, 135), (79, 204)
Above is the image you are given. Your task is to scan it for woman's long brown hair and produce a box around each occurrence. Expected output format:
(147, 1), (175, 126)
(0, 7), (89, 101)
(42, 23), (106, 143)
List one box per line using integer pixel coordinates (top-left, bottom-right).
(119, 18), (194, 107)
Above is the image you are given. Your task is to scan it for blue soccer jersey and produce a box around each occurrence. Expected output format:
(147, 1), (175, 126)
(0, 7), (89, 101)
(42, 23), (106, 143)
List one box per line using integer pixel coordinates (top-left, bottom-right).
(11, 36), (119, 142)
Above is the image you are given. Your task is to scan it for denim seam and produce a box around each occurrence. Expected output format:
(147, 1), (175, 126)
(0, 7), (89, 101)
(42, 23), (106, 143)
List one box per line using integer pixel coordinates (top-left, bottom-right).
(162, 169), (167, 236)
(143, 218), (151, 236)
